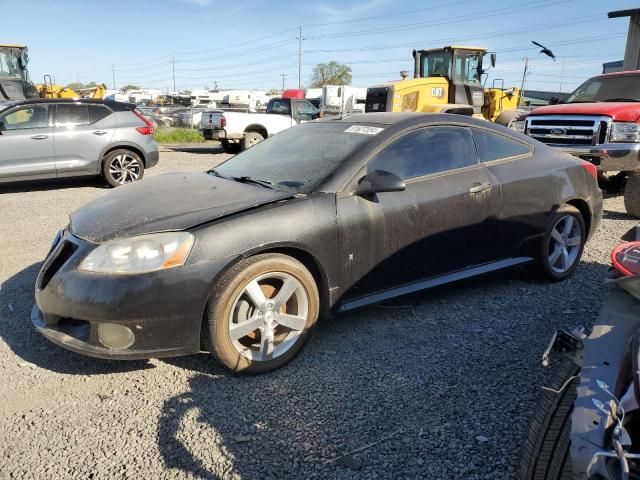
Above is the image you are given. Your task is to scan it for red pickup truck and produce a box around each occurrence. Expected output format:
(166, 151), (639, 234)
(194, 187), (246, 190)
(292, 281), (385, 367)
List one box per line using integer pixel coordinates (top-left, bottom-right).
(513, 71), (640, 216)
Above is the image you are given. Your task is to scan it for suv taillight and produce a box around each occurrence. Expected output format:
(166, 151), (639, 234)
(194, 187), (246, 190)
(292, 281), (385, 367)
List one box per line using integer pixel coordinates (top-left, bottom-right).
(133, 110), (154, 135)
(220, 115), (226, 128)
(611, 242), (640, 276)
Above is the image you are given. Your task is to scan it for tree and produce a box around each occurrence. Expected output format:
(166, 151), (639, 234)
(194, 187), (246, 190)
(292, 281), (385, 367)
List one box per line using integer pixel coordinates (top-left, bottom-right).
(66, 81), (99, 91)
(309, 61), (352, 87)
(120, 84), (140, 92)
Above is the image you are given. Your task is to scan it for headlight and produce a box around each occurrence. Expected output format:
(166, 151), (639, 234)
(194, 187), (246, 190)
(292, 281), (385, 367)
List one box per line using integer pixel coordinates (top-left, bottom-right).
(79, 232), (194, 274)
(511, 120), (525, 134)
(610, 122), (640, 143)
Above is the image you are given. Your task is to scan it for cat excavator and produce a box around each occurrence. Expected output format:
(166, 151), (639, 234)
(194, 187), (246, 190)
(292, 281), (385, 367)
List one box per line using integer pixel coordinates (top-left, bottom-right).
(365, 46), (521, 126)
(35, 75), (107, 99)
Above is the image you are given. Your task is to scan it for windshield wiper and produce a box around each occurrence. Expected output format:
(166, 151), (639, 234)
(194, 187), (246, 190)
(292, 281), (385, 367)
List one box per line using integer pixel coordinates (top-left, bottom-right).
(602, 98), (640, 102)
(232, 176), (274, 189)
(207, 168), (229, 179)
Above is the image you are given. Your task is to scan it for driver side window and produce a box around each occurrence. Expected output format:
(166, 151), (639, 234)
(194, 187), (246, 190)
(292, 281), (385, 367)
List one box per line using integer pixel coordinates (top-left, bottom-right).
(0, 104), (50, 130)
(368, 126), (478, 180)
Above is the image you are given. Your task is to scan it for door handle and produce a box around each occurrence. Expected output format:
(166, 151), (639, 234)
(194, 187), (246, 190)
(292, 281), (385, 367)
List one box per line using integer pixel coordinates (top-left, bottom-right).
(30, 135), (48, 140)
(92, 130), (108, 136)
(469, 182), (492, 194)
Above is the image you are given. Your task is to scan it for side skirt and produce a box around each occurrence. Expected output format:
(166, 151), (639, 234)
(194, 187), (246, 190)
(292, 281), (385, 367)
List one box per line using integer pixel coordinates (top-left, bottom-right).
(337, 257), (534, 312)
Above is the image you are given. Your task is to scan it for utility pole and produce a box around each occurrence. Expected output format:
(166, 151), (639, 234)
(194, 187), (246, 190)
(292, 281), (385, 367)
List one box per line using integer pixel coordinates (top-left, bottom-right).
(297, 26), (303, 90)
(280, 73), (287, 92)
(76, 72), (80, 84)
(172, 55), (176, 92)
(519, 57), (529, 107)
(558, 58), (566, 94)
(111, 64), (116, 90)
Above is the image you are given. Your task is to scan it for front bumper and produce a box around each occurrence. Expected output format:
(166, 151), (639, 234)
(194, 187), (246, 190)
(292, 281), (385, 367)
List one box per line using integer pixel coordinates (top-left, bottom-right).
(33, 231), (231, 359)
(552, 143), (640, 171)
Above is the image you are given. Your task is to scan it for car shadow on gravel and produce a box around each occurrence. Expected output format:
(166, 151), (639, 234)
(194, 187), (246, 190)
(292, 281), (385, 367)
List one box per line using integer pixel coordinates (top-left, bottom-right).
(156, 260), (611, 480)
(603, 209), (634, 221)
(163, 144), (224, 155)
(0, 263), (151, 375)
(0, 176), (108, 193)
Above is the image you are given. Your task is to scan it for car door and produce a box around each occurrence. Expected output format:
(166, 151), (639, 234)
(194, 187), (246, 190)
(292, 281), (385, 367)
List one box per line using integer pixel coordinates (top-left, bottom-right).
(0, 103), (55, 182)
(471, 126), (537, 259)
(336, 125), (501, 304)
(53, 103), (115, 177)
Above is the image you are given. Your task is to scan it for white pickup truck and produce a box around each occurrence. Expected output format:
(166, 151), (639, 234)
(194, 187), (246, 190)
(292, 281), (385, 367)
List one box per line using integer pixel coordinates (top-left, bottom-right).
(200, 97), (320, 153)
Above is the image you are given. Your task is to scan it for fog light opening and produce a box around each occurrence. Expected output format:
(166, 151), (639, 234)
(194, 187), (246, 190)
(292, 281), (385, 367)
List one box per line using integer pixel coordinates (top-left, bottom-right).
(97, 323), (135, 350)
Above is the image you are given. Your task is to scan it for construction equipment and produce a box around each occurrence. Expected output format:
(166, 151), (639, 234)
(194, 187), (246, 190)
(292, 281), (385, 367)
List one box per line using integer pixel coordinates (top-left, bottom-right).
(0, 44), (37, 101)
(36, 75), (107, 99)
(365, 46), (521, 126)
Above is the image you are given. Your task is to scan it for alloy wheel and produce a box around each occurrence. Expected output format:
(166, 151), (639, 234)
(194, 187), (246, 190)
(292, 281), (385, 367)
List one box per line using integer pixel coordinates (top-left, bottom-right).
(547, 215), (582, 274)
(228, 272), (309, 362)
(108, 154), (142, 184)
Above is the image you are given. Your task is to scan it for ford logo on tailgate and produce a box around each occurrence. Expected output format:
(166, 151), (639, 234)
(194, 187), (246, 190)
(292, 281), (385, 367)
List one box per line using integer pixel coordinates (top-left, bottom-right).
(550, 128), (567, 135)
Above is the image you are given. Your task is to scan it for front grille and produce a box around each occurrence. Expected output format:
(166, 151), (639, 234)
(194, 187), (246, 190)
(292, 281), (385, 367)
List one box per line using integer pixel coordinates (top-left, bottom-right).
(526, 115), (611, 146)
(39, 240), (77, 289)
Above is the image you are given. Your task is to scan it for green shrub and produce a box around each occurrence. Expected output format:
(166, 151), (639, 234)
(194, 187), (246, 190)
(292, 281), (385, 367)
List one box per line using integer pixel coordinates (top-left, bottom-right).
(154, 128), (204, 144)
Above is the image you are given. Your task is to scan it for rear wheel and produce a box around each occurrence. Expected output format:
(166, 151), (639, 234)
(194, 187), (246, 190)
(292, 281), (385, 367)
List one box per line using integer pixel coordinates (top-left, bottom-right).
(241, 131), (265, 150)
(102, 149), (145, 187)
(220, 140), (241, 154)
(517, 359), (579, 479)
(537, 205), (585, 281)
(202, 253), (319, 374)
(624, 171), (640, 218)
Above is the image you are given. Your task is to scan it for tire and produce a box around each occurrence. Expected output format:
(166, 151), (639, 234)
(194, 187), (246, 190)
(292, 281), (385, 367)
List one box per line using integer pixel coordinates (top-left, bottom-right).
(517, 359), (579, 480)
(537, 205), (586, 281)
(102, 149), (145, 188)
(220, 140), (241, 154)
(241, 131), (265, 151)
(624, 171), (640, 218)
(202, 253), (320, 374)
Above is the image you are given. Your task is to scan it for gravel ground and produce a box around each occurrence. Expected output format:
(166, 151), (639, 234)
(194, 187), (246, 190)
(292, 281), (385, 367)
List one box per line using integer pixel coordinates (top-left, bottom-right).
(0, 147), (634, 480)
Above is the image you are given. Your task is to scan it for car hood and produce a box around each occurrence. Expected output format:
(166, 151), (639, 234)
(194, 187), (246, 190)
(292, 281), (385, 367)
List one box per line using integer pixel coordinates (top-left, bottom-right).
(528, 102), (640, 122)
(70, 172), (294, 243)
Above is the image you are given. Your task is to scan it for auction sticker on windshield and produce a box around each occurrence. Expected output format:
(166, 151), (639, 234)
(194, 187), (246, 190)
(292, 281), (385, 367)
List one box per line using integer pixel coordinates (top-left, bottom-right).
(344, 125), (384, 135)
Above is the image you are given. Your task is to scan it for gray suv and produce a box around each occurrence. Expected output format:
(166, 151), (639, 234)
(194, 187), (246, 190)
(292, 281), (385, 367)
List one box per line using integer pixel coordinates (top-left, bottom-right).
(0, 98), (159, 187)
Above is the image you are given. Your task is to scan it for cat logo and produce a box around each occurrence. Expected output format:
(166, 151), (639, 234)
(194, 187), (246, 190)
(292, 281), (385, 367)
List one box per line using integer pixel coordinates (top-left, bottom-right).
(431, 87), (445, 99)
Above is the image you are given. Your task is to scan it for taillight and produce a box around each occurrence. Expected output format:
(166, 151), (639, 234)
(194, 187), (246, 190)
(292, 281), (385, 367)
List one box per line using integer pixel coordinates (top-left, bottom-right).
(611, 242), (640, 276)
(220, 115), (227, 128)
(581, 161), (597, 180)
(133, 110), (154, 135)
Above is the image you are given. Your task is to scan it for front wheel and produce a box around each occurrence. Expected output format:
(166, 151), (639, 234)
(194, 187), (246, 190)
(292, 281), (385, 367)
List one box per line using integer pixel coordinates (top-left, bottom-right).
(102, 149), (145, 187)
(202, 253), (319, 374)
(624, 171), (640, 218)
(517, 359), (579, 479)
(241, 131), (265, 150)
(537, 205), (586, 281)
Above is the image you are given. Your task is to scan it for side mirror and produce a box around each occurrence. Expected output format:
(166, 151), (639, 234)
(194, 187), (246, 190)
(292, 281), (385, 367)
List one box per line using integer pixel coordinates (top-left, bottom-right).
(490, 53), (496, 68)
(354, 170), (405, 196)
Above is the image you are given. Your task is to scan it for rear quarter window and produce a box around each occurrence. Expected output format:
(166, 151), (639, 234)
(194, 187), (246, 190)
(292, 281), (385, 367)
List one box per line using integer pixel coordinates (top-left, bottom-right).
(472, 128), (531, 162)
(89, 105), (111, 123)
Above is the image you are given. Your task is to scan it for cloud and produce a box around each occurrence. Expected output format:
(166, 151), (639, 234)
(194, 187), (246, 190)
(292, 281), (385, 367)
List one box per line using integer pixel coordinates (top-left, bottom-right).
(178, 0), (213, 6)
(312, 0), (388, 19)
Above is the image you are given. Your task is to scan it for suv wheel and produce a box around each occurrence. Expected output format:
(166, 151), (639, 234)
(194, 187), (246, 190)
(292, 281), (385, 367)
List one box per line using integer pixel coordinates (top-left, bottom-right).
(102, 149), (145, 187)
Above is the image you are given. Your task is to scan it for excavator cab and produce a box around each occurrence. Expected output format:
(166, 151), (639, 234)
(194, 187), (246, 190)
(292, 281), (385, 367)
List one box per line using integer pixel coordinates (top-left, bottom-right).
(414, 46), (489, 114)
(0, 44), (37, 101)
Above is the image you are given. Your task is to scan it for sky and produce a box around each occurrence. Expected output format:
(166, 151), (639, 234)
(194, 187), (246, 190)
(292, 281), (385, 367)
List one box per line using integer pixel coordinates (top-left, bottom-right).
(1, 0), (638, 94)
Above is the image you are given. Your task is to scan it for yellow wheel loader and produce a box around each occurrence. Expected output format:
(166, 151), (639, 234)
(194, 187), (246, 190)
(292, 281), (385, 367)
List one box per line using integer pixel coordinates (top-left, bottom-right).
(365, 46), (521, 126)
(36, 75), (107, 99)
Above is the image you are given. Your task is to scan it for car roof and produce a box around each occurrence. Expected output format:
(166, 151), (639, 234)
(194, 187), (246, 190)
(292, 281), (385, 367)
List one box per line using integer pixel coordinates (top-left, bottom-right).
(600, 70), (640, 78)
(2, 97), (136, 112)
(320, 112), (512, 131)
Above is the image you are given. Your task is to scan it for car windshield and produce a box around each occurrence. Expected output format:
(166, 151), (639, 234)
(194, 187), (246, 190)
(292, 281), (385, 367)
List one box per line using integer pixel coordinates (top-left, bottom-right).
(0, 49), (22, 80)
(214, 122), (381, 193)
(565, 75), (640, 103)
